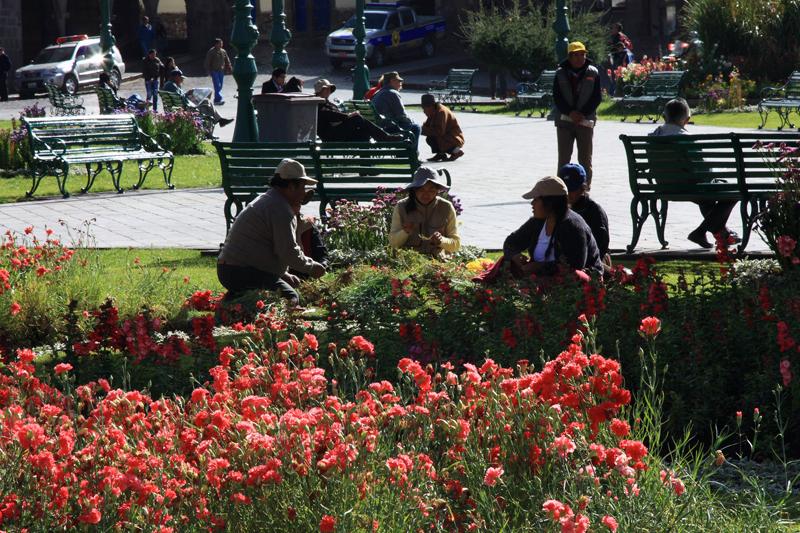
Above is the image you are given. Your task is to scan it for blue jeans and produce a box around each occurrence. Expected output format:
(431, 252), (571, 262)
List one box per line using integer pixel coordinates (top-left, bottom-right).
(145, 79), (159, 111)
(210, 70), (225, 103)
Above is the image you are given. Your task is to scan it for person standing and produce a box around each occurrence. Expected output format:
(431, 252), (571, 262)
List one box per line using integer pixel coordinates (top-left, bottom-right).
(142, 49), (163, 111)
(0, 48), (11, 102)
(553, 41), (601, 189)
(205, 38), (232, 105)
(372, 71), (421, 145)
(420, 94), (464, 162)
(138, 16), (156, 58)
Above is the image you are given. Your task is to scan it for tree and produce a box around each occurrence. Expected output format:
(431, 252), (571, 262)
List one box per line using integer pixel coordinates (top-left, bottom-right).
(184, 0), (234, 54)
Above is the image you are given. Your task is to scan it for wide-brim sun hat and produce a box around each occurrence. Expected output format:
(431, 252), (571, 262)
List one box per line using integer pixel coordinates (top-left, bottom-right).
(276, 158), (318, 185)
(406, 166), (449, 191)
(522, 176), (568, 199)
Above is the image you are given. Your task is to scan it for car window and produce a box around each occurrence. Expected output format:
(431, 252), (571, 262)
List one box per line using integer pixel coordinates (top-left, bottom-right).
(386, 13), (399, 30)
(32, 46), (75, 64)
(344, 13), (387, 31)
(399, 9), (414, 26)
(88, 44), (102, 56)
(76, 46), (90, 59)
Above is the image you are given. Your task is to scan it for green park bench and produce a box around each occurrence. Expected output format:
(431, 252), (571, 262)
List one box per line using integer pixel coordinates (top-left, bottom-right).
(757, 71), (800, 130)
(619, 132), (799, 253)
(339, 99), (412, 142)
(428, 68), (478, 110)
(213, 139), (432, 230)
(159, 90), (216, 138)
(23, 114), (174, 198)
(44, 83), (85, 116)
(619, 70), (686, 123)
(513, 70), (557, 118)
(95, 85), (126, 114)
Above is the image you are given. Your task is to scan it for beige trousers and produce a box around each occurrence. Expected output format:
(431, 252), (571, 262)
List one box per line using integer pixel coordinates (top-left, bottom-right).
(556, 124), (594, 188)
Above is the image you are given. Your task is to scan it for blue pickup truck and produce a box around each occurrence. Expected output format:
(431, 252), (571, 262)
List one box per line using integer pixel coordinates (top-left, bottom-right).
(325, 3), (446, 68)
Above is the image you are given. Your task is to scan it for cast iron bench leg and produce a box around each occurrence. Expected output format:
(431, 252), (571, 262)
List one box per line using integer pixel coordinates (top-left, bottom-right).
(650, 198), (669, 249)
(161, 158), (175, 190)
(133, 160), (156, 190)
(757, 104), (769, 129)
(56, 162), (70, 198)
(626, 197), (650, 253)
(737, 198), (762, 253)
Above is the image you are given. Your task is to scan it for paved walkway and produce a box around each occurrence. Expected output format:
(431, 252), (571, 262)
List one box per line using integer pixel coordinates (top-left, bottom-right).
(0, 108), (770, 253)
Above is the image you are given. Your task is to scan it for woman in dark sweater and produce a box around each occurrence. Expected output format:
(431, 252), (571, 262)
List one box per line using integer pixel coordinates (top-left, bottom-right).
(503, 175), (603, 276)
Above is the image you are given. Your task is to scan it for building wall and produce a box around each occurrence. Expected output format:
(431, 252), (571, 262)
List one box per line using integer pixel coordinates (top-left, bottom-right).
(0, 0), (23, 67)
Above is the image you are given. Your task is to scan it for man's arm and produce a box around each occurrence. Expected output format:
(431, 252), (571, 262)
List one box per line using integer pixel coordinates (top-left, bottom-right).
(580, 74), (602, 116)
(273, 212), (316, 274)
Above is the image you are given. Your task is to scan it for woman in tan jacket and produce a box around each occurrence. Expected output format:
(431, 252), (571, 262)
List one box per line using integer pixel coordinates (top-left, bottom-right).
(420, 93), (465, 162)
(389, 167), (461, 258)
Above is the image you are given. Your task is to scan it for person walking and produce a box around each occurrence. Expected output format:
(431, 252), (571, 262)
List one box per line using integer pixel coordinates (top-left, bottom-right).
(553, 41), (601, 189)
(205, 38), (232, 105)
(138, 16), (156, 58)
(142, 49), (163, 111)
(420, 94), (464, 162)
(0, 48), (10, 102)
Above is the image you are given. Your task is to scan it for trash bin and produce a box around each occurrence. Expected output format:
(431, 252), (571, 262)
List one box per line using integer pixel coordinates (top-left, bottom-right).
(252, 93), (324, 142)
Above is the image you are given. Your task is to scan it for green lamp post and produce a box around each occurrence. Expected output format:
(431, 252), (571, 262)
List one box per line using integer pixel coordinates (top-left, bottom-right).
(352, 0), (370, 100)
(99, 0), (117, 75)
(553, 0), (570, 63)
(231, 0), (260, 142)
(271, 0), (291, 71)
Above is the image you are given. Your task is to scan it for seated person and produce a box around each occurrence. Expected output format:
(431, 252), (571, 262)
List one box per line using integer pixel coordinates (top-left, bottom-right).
(314, 79), (403, 143)
(559, 163), (610, 260)
(503, 176), (603, 276)
(261, 68), (286, 94)
(364, 75), (383, 100)
(162, 68), (233, 127)
(98, 71), (146, 111)
(284, 76), (304, 93)
(389, 167), (460, 258)
(217, 159), (327, 305)
(649, 98), (739, 248)
(371, 71), (421, 145)
(420, 93), (464, 162)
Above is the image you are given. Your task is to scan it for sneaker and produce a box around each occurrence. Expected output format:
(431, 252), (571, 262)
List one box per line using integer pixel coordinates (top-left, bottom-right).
(448, 149), (464, 162)
(219, 118), (234, 127)
(215, 100), (226, 106)
(687, 229), (712, 249)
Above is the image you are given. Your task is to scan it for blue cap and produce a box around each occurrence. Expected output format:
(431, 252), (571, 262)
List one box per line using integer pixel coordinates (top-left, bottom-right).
(558, 163), (587, 192)
(170, 69), (184, 78)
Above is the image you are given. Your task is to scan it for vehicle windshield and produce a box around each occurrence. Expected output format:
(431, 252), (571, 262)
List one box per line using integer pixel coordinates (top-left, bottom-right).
(32, 46), (75, 64)
(344, 12), (387, 30)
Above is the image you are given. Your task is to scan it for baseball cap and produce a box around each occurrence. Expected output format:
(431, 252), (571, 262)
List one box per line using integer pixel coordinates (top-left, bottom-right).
(276, 159), (318, 185)
(557, 164), (587, 192)
(384, 71), (403, 83)
(170, 68), (184, 78)
(522, 176), (568, 199)
(314, 79), (336, 94)
(568, 42), (587, 54)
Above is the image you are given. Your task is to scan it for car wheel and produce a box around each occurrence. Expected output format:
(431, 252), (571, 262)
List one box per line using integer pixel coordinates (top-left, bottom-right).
(63, 75), (78, 95)
(369, 46), (386, 68)
(422, 38), (435, 58)
(330, 59), (343, 69)
(109, 68), (122, 89)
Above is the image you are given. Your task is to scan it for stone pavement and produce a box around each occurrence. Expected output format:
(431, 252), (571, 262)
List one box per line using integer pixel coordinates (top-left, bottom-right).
(0, 109), (770, 253)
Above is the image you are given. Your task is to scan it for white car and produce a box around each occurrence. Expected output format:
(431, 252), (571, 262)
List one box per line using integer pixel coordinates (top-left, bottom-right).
(14, 35), (126, 98)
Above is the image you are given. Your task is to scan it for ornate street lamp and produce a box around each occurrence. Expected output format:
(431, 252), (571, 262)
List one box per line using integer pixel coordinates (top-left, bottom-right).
(99, 0), (117, 73)
(231, 0), (260, 142)
(271, 0), (291, 71)
(352, 0), (370, 100)
(553, 0), (570, 63)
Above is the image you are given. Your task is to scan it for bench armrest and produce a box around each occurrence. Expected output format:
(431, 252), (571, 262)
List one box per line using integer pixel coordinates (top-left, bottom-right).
(428, 80), (446, 90)
(436, 168), (451, 187)
(760, 85), (785, 99)
(31, 131), (68, 158)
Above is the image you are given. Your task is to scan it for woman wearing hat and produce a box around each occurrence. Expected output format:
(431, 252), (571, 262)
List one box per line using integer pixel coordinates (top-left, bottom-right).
(503, 176), (603, 276)
(389, 167), (460, 257)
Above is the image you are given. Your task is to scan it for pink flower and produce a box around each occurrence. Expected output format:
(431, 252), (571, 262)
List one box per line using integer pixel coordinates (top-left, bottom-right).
(777, 235), (797, 258)
(483, 466), (504, 487)
(639, 316), (661, 337)
(780, 359), (793, 387)
(601, 515), (619, 531)
(10, 302), (21, 316)
(54, 363), (73, 375)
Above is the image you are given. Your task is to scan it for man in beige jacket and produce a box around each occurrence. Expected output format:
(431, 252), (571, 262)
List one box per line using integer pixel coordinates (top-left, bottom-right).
(205, 38), (233, 105)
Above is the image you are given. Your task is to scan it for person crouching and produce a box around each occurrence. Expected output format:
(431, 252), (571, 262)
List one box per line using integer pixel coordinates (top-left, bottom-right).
(420, 93), (465, 162)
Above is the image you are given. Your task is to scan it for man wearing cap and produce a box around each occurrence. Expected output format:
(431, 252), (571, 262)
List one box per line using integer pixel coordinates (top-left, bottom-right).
(162, 69), (233, 128)
(371, 71), (421, 145)
(504, 175), (603, 276)
(261, 68), (287, 94)
(205, 38), (232, 105)
(314, 79), (403, 143)
(553, 41), (602, 189)
(420, 94), (464, 162)
(559, 163), (610, 259)
(389, 167), (460, 257)
(218, 159), (327, 305)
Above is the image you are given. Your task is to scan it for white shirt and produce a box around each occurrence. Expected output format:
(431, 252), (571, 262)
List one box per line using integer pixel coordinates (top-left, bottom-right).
(533, 225), (555, 262)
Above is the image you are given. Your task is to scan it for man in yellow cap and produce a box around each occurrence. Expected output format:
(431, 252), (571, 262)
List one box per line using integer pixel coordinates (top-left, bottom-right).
(553, 41), (601, 189)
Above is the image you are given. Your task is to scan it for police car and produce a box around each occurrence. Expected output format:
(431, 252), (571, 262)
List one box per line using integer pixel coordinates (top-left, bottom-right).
(14, 35), (126, 98)
(325, 3), (445, 68)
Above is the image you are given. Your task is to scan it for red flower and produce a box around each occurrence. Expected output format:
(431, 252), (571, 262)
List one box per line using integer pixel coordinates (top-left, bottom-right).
(304, 333), (319, 351)
(319, 514), (336, 532)
(610, 418), (630, 437)
(601, 515), (619, 531)
(79, 508), (101, 524)
(639, 316), (661, 337)
(483, 466), (504, 487)
(54, 363), (73, 375)
(350, 335), (375, 356)
(9, 302), (21, 316)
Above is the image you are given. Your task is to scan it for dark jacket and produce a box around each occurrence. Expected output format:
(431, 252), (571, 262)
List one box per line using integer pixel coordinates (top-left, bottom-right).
(143, 56), (163, 81)
(503, 209), (603, 275)
(317, 99), (349, 141)
(0, 54), (11, 76)
(261, 79), (282, 94)
(571, 195), (609, 257)
(553, 58), (602, 125)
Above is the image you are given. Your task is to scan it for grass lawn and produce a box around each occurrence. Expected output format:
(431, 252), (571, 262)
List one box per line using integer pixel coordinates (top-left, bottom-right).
(0, 148), (221, 203)
(0, 120), (11, 130)
(473, 100), (789, 130)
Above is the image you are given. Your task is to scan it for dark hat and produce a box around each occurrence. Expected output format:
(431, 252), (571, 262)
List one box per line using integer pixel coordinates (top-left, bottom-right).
(421, 93), (437, 107)
(558, 163), (587, 192)
(383, 71), (403, 83)
(170, 68), (184, 78)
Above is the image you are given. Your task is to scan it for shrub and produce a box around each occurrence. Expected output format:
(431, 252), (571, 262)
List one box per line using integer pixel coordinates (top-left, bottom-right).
(756, 141), (800, 269)
(0, 104), (47, 174)
(128, 109), (205, 155)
